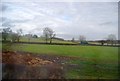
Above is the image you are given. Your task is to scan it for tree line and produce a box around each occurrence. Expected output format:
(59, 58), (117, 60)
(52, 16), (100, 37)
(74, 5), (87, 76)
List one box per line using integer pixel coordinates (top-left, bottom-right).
(1, 28), (22, 42)
(0, 27), (55, 44)
(0, 27), (118, 46)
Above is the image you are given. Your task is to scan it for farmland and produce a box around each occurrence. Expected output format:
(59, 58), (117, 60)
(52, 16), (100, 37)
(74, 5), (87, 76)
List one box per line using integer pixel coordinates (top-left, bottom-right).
(1, 1), (119, 79)
(4, 43), (118, 79)
(15, 44), (118, 62)
(19, 37), (79, 44)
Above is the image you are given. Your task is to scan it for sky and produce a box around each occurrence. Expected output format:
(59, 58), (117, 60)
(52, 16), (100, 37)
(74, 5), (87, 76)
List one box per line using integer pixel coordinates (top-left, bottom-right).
(0, 0), (119, 40)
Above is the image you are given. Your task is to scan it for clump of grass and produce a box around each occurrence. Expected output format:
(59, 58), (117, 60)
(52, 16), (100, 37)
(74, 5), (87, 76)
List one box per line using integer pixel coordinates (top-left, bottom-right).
(65, 60), (118, 79)
(2, 42), (14, 52)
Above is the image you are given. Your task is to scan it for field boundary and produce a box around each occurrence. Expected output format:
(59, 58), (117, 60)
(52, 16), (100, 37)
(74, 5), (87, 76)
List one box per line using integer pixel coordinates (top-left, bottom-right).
(14, 42), (120, 47)
(1, 41), (120, 47)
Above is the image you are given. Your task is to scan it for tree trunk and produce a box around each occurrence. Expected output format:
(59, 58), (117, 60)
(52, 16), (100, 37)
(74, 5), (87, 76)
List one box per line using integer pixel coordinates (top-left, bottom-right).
(50, 38), (52, 44)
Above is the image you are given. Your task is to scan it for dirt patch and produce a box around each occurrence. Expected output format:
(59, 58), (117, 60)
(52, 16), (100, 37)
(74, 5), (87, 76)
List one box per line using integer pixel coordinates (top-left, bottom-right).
(1, 51), (53, 66)
(1, 51), (67, 79)
(15, 51), (82, 64)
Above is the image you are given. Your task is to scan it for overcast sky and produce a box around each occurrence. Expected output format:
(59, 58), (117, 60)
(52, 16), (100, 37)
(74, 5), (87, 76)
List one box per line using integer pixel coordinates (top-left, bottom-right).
(1, 0), (118, 40)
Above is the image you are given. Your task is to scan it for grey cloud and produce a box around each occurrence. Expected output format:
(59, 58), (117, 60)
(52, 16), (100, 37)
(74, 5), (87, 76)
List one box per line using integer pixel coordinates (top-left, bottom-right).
(1, 2), (118, 40)
(1, 17), (30, 29)
(0, 4), (9, 12)
(11, 19), (30, 23)
(1, 15), (31, 23)
(99, 22), (113, 25)
(2, 22), (15, 28)
(2, 0), (120, 2)
(0, 17), (5, 22)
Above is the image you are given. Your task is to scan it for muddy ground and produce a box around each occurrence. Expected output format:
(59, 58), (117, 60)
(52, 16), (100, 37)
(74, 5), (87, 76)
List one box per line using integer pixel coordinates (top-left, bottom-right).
(0, 51), (79, 79)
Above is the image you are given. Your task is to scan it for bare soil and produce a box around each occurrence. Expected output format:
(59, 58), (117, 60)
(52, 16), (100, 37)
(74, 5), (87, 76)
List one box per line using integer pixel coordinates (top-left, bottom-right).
(0, 51), (79, 79)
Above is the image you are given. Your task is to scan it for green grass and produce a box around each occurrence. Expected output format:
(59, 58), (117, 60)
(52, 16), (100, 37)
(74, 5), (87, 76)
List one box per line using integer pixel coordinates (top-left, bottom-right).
(20, 37), (78, 44)
(15, 44), (118, 63)
(4, 43), (119, 79)
(66, 60), (118, 79)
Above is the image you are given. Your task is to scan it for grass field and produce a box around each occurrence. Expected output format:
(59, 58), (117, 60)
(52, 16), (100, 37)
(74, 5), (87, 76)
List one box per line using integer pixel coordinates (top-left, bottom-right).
(14, 44), (118, 62)
(20, 37), (78, 44)
(11, 44), (118, 79)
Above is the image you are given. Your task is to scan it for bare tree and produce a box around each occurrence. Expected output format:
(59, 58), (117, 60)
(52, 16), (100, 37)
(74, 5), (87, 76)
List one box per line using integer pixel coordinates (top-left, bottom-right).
(2, 27), (12, 41)
(16, 29), (22, 42)
(26, 32), (32, 42)
(11, 32), (18, 42)
(107, 34), (116, 45)
(43, 27), (55, 44)
(50, 33), (56, 44)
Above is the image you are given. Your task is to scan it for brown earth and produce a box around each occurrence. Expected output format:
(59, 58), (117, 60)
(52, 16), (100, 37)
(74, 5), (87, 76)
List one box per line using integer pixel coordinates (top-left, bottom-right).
(0, 51), (79, 79)
(1, 51), (53, 66)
